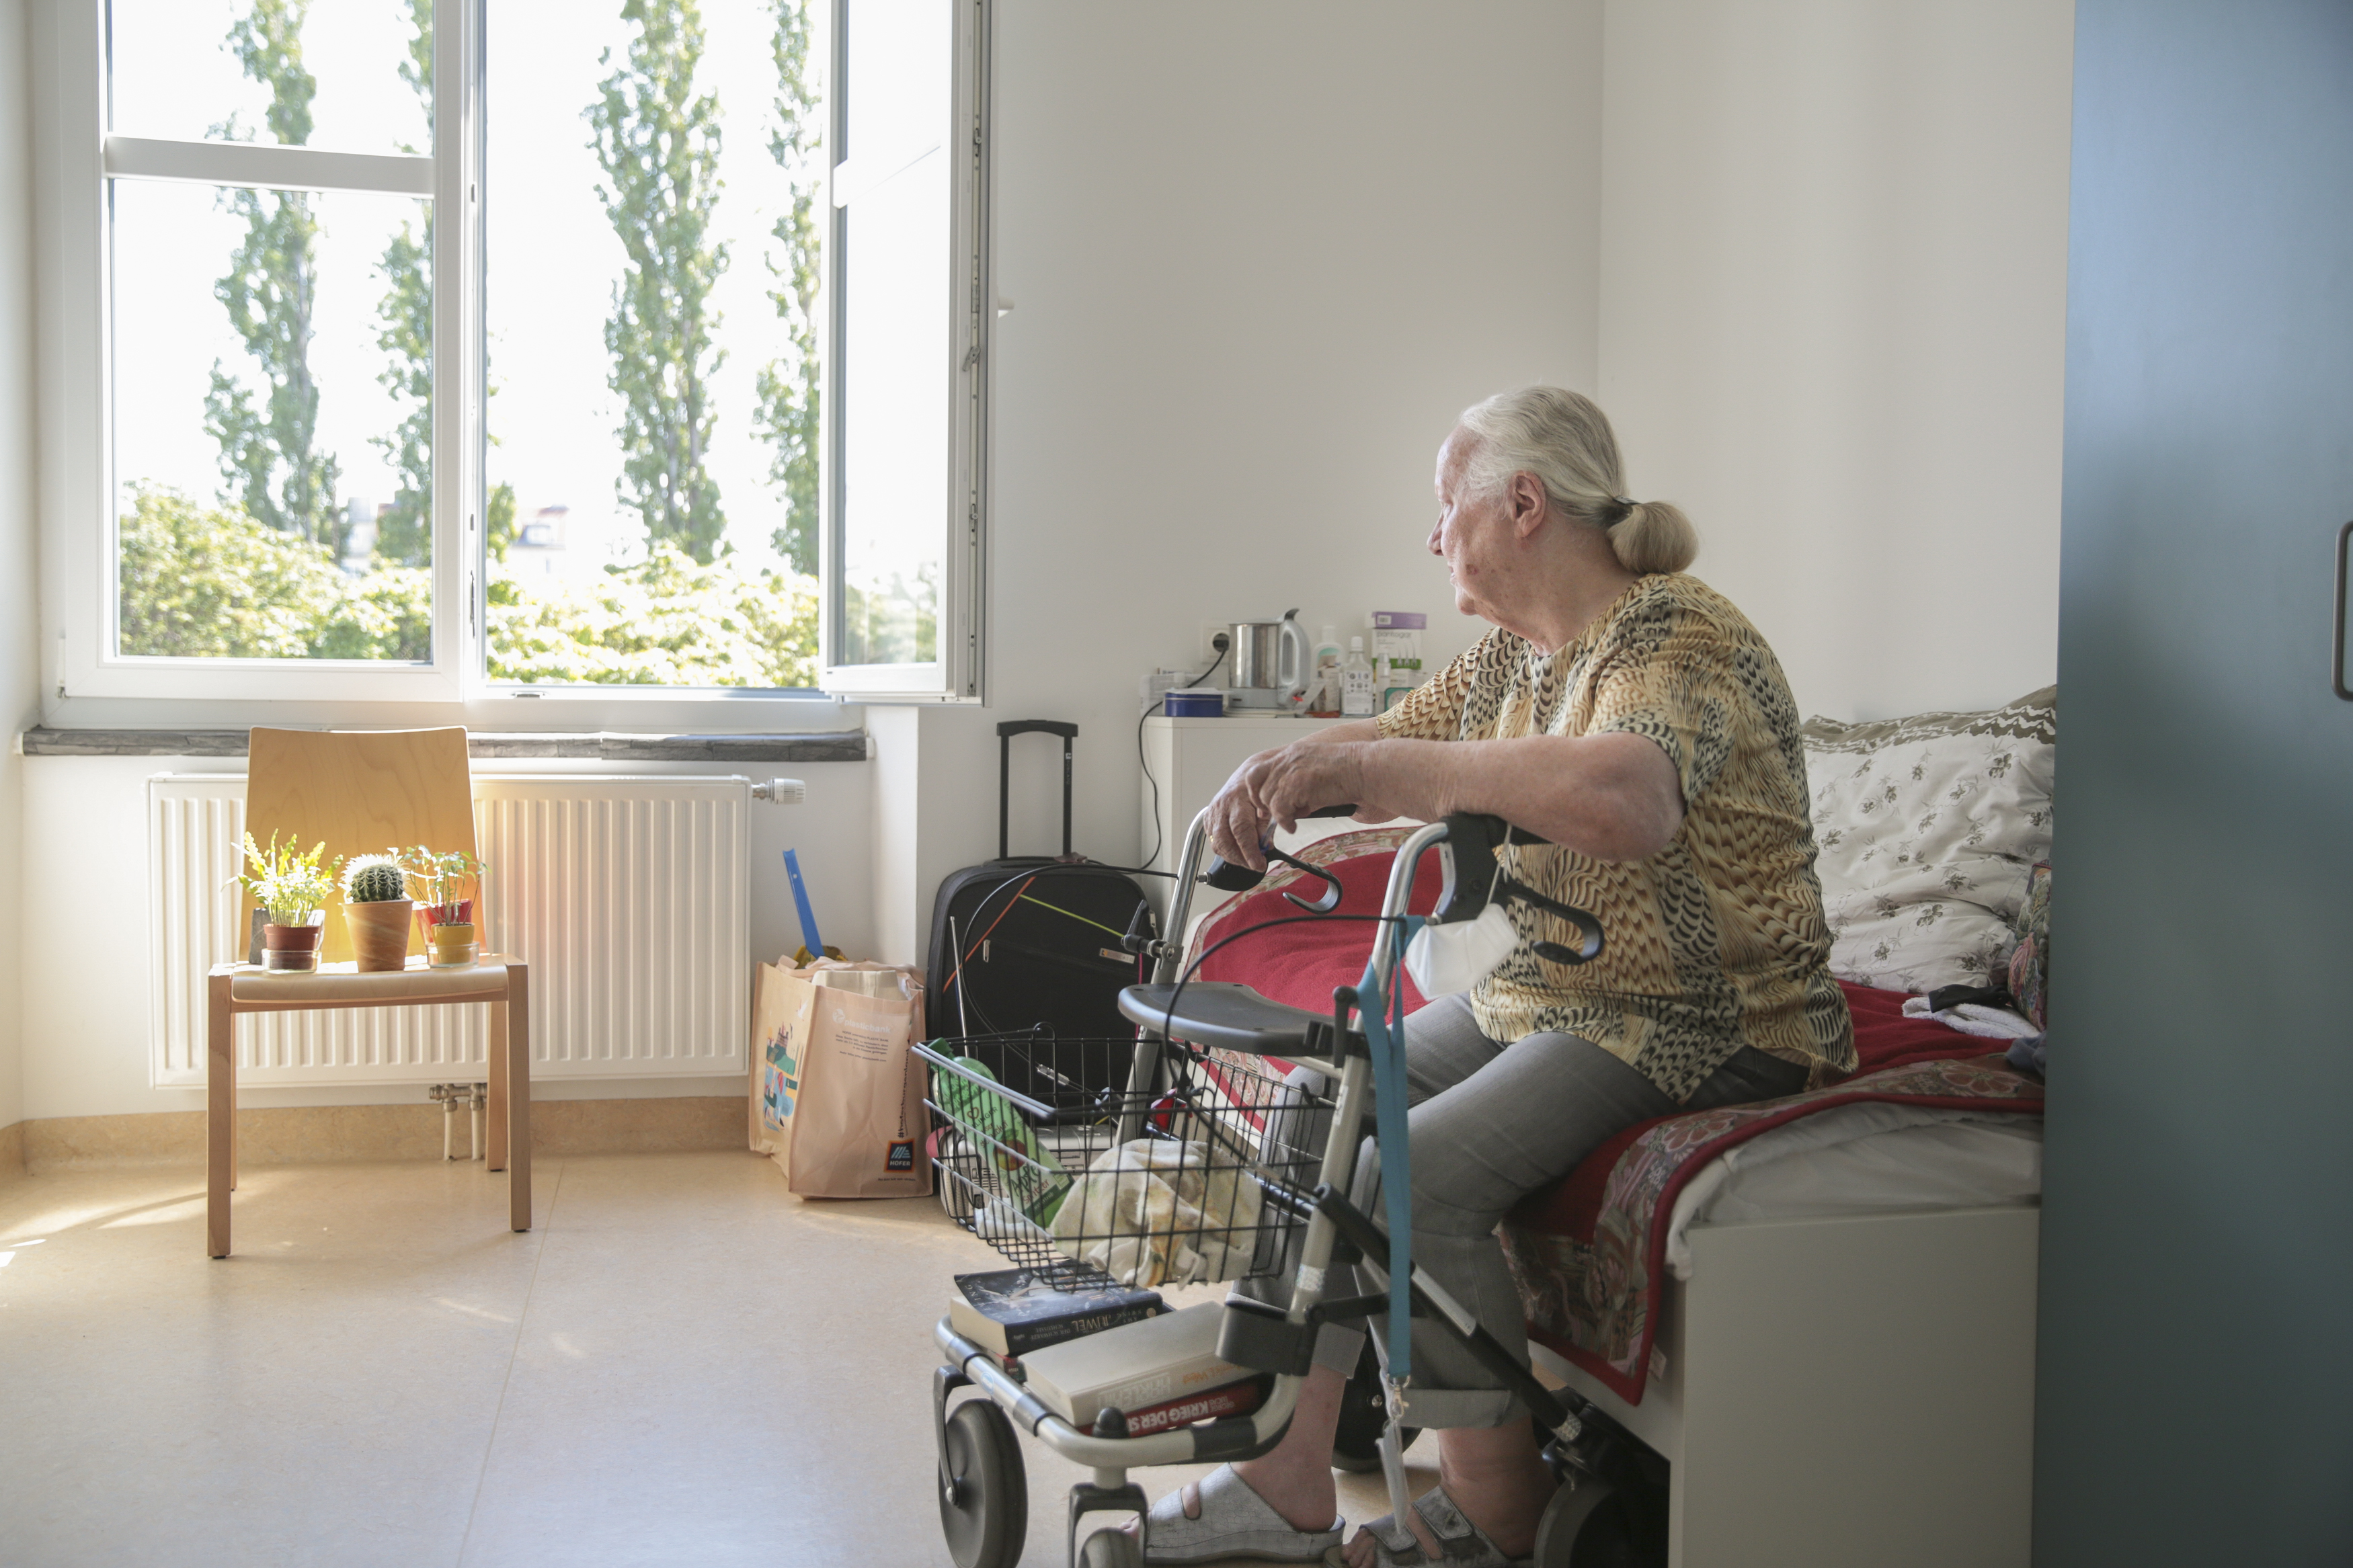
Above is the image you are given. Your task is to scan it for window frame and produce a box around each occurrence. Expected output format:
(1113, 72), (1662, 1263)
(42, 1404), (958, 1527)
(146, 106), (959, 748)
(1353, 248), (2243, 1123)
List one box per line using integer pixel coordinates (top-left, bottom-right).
(32, 0), (990, 713)
(34, 0), (477, 705)
(815, 0), (991, 704)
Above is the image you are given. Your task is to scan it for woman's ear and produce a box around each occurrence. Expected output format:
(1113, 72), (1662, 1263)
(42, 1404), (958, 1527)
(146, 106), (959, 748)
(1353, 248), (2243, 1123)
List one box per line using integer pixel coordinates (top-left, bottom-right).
(1508, 470), (1550, 540)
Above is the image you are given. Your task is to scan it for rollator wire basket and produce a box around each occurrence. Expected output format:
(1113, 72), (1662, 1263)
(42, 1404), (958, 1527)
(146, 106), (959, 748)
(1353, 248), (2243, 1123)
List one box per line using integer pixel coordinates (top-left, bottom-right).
(915, 1027), (1332, 1290)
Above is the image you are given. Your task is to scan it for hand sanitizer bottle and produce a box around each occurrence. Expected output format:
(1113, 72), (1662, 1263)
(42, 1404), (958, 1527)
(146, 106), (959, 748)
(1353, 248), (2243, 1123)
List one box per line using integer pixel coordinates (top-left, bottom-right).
(1341, 636), (1377, 717)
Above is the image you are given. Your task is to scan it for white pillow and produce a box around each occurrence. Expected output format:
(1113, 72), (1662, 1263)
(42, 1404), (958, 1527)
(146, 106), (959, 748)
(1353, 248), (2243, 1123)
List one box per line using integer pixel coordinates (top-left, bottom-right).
(1802, 689), (2055, 994)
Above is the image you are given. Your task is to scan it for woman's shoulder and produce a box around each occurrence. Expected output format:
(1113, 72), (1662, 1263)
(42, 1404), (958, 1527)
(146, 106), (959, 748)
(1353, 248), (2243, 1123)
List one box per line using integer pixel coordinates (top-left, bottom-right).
(1607, 572), (1769, 650)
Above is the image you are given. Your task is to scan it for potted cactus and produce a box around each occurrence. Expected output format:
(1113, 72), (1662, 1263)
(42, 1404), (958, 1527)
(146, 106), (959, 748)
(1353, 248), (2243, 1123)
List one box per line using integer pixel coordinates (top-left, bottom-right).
(342, 852), (413, 972)
(234, 831), (340, 973)
(401, 845), (485, 968)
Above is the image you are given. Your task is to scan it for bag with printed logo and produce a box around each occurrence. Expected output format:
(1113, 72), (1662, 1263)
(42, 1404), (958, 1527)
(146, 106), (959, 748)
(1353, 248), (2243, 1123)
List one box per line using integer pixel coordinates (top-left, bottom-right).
(748, 958), (932, 1198)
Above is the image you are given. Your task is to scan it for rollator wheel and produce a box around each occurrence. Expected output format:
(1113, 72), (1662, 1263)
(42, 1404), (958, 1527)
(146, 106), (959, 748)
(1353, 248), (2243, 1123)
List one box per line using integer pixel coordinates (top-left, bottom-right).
(1330, 1342), (1420, 1473)
(1532, 1473), (1659, 1568)
(939, 1399), (1027, 1568)
(1079, 1526), (1146, 1568)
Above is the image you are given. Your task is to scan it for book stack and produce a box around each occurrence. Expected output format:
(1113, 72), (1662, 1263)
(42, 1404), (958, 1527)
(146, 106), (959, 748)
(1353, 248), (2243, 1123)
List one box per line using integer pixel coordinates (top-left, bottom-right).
(1015, 1303), (1259, 1436)
(948, 1276), (1266, 1438)
(949, 1268), (1164, 1358)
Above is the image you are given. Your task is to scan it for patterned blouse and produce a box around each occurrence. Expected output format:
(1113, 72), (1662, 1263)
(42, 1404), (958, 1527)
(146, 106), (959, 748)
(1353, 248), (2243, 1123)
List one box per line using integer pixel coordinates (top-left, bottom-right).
(1377, 573), (1855, 1100)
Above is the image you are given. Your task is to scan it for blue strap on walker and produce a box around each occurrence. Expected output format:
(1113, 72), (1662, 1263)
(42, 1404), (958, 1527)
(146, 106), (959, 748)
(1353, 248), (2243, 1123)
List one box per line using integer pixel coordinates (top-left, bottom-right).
(1355, 913), (1425, 1387)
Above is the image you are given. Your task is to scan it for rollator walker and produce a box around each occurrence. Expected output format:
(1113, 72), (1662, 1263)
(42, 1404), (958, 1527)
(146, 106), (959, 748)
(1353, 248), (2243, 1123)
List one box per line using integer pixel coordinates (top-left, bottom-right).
(924, 805), (1656, 1568)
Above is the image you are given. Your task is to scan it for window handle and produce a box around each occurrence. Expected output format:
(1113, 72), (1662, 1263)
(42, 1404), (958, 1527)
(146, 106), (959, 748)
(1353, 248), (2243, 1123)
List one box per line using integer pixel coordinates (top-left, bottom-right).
(2336, 521), (2352, 701)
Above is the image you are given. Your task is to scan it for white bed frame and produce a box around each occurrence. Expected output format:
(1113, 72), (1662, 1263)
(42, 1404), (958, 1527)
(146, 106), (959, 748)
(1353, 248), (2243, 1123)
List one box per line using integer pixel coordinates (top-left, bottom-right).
(1533, 1204), (2039, 1568)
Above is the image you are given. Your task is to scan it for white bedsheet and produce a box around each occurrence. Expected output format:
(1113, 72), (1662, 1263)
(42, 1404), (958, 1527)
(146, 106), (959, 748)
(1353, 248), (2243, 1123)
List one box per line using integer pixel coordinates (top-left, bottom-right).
(1665, 1104), (2042, 1280)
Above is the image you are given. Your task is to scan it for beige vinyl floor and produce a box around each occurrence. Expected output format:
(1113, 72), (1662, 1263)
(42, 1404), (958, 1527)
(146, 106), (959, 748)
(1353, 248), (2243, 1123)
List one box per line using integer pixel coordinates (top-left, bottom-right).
(0, 1149), (1427, 1567)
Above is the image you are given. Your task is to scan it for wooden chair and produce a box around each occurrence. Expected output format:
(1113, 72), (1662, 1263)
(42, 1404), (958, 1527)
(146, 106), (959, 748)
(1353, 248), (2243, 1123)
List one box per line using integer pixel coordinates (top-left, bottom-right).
(207, 727), (530, 1258)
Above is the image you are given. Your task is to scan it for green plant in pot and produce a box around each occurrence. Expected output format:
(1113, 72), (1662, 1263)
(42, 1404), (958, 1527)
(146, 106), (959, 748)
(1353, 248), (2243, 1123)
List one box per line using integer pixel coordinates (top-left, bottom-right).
(235, 831), (340, 973)
(342, 852), (413, 973)
(400, 845), (486, 968)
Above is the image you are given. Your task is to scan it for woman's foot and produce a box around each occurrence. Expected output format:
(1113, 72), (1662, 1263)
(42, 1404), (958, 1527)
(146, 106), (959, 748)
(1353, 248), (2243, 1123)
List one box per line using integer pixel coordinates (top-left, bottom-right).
(1136, 1464), (1343, 1565)
(1337, 1421), (1552, 1567)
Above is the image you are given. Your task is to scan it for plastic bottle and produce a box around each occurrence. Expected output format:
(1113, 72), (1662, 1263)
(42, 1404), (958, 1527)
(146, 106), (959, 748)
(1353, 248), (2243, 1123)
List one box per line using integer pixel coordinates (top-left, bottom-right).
(1341, 636), (1377, 717)
(1307, 624), (1344, 716)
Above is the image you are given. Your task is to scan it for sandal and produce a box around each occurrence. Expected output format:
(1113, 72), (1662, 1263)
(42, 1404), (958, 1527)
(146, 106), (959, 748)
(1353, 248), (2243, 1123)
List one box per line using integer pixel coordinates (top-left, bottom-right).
(1140, 1464), (1345, 1565)
(1323, 1483), (1535, 1567)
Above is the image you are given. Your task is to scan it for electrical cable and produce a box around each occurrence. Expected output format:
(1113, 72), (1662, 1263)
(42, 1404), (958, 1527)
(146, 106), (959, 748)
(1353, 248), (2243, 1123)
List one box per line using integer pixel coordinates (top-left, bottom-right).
(1137, 641), (1230, 874)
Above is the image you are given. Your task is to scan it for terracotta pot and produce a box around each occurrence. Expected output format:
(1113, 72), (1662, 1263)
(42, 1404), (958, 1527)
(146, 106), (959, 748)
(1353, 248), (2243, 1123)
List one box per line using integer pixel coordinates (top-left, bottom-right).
(262, 919), (324, 973)
(345, 898), (415, 972)
(429, 921), (477, 969)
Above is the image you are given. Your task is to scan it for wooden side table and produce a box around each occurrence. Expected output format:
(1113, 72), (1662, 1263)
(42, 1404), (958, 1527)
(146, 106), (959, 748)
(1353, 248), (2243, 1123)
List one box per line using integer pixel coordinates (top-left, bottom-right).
(206, 956), (531, 1257)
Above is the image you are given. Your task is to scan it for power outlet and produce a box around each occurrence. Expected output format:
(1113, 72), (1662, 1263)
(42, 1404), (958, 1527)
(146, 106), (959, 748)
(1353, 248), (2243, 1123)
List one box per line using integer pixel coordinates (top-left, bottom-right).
(1201, 622), (1233, 665)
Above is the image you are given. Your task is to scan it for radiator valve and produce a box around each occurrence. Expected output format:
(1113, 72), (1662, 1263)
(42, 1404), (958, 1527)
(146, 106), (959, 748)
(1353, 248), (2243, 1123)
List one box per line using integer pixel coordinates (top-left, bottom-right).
(752, 778), (807, 804)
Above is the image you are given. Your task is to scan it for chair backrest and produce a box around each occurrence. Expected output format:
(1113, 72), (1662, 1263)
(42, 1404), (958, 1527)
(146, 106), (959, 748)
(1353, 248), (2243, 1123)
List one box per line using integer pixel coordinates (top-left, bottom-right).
(243, 728), (476, 965)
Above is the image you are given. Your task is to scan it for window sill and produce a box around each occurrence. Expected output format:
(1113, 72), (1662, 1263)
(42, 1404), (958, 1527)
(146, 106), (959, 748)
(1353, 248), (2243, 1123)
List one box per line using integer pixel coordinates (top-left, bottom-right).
(18, 728), (871, 763)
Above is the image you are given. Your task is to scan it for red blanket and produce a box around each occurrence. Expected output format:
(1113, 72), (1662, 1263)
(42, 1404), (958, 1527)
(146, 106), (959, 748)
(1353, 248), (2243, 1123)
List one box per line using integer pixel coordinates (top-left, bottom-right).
(1190, 831), (2044, 1405)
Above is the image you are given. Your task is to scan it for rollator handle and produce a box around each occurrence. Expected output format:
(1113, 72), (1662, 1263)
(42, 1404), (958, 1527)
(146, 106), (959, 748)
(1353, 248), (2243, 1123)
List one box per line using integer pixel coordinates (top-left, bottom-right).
(1201, 804), (1358, 907)
(1431, 814), (1606, 964)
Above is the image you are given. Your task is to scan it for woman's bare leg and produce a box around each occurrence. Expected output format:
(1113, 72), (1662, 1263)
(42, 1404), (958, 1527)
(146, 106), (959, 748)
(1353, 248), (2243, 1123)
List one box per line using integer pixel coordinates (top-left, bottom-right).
(1226, 1360), (1347, 1528)
(1131, 1361), (1347, 1537)
(1340, 1419), (1553, 1566)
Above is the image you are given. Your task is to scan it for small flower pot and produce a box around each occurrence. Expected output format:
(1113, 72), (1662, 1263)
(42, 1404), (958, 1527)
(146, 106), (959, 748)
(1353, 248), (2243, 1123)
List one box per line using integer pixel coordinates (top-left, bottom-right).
(262, 917), (325, 974)
(345, 898), (415, 973)
(428, 921), (477, 969)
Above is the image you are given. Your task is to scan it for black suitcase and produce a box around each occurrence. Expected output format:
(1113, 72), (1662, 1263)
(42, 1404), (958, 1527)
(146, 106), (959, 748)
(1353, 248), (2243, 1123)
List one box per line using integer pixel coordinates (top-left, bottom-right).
(925, 721), (1152, 1107)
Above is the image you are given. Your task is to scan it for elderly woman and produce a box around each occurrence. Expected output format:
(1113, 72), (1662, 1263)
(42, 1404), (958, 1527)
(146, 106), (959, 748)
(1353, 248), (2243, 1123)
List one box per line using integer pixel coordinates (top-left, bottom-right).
(1141, 388), (1855, 1567)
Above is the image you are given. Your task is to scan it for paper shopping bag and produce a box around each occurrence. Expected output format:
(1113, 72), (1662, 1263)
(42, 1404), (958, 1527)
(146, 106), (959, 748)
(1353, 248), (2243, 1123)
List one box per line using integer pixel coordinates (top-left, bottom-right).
(748, 959), (931, 1198)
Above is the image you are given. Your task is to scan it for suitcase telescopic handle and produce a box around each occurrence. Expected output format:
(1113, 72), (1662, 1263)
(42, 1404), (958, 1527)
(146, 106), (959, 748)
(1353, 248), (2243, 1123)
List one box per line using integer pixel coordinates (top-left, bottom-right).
(996, 719), (1080, 860)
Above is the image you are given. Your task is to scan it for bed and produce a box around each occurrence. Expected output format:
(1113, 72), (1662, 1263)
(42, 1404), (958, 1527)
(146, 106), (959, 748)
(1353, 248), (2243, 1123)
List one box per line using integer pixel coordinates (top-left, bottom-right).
(1182, 689), (2056, 1568)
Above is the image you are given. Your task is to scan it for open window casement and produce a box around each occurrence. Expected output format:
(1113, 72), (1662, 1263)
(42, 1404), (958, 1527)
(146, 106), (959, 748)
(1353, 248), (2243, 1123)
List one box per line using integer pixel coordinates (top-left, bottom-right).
(35, 0), (477, 706)
(819, 0), (990, 702)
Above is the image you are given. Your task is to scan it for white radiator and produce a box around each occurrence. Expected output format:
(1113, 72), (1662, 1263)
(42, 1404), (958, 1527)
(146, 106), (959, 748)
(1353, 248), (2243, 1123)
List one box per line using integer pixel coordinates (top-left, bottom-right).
(147, 774), (751, 1088)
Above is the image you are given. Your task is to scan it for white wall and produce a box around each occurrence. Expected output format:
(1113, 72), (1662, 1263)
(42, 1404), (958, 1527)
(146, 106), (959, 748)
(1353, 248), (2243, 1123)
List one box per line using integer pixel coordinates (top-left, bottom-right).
(870, 0), (1609, 959)
(1, 0), (36, 1136)
(1595, 0), (2074, 723)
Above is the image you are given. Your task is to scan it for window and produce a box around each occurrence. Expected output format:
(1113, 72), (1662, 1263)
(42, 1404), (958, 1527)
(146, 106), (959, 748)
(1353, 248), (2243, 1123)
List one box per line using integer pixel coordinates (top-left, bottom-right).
(38, 0), (989, 705)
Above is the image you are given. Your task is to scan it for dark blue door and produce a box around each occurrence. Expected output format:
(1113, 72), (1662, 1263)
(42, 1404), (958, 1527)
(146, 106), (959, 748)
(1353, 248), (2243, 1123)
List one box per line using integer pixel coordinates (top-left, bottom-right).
(2038, 2), (2353, 1560)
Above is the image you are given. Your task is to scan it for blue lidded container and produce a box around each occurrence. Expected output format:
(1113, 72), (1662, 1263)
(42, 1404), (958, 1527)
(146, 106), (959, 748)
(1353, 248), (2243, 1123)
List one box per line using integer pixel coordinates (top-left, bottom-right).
(1162, 688), (1226, 717)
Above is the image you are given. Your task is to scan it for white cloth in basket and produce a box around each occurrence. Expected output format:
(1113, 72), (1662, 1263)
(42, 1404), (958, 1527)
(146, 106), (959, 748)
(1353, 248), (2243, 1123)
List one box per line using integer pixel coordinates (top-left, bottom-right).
(1051, 1137), (1263, 1288)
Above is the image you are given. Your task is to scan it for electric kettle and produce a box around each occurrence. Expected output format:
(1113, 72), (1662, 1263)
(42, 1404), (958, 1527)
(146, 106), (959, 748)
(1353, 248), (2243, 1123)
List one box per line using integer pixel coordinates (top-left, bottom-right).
(1225, 611), (1308, 710)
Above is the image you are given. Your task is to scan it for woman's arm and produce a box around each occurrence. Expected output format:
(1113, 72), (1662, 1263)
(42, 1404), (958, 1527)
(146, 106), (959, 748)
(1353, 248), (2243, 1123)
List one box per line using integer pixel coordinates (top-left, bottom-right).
(1207, 731), (1683, 870)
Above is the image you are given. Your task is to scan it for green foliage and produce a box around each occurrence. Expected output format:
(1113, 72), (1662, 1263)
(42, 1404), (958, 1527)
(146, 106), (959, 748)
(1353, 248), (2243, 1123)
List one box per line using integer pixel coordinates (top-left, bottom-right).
(371, 209), (434, 567)
(842, 566), (939, 665)
(753, 0), (822, 576)
(206, 0), (341, 551)
(586, 0), (729, 565)
(486, 480), (517, 563)
(118, 487), (430, 661)
(236, 830), (339, 926)
(370, 0), (434, 568)
(397, 845), (484, 912)
(486, 545), (817, 688)
(343, 854), (409, 904)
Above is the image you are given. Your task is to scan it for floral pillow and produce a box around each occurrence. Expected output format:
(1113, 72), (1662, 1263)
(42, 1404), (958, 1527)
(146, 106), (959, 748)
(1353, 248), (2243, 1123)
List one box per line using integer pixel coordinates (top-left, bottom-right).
(1801, 688), (2055, 995)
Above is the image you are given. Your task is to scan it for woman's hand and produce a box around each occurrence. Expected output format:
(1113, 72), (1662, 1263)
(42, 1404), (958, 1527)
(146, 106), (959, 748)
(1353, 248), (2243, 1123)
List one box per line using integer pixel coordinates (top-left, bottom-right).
(1205, 739), (1381, 872)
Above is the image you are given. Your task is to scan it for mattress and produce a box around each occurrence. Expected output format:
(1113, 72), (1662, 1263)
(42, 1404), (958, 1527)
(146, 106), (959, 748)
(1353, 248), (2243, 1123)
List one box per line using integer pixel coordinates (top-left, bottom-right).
(1664, 1104), (2044, 1279)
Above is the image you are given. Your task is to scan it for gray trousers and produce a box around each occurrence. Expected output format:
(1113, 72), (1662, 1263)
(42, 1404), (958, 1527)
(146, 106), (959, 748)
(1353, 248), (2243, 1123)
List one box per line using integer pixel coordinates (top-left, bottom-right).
(1245, 993), (1808, 1428)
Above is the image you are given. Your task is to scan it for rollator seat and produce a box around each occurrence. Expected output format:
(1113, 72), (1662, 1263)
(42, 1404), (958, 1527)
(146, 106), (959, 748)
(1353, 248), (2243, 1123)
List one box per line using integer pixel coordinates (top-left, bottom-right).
(1117, 982), (1355, 1059)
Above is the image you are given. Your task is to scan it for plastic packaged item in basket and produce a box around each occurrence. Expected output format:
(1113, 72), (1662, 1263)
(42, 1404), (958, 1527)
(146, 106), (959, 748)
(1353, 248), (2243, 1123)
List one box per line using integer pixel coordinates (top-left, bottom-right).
(1049, 1137), (1265, 1288)
(930, 1055), (1073, 1226)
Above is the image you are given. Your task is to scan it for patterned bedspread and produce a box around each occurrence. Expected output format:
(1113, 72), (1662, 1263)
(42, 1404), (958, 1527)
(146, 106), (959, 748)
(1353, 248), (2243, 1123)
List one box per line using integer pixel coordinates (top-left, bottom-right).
(1499, 1051), (2044, 1405)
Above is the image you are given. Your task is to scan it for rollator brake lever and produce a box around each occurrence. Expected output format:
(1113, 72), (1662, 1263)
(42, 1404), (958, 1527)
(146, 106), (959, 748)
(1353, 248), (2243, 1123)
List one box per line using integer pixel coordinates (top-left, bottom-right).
(1201, 805), (1355, 907)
